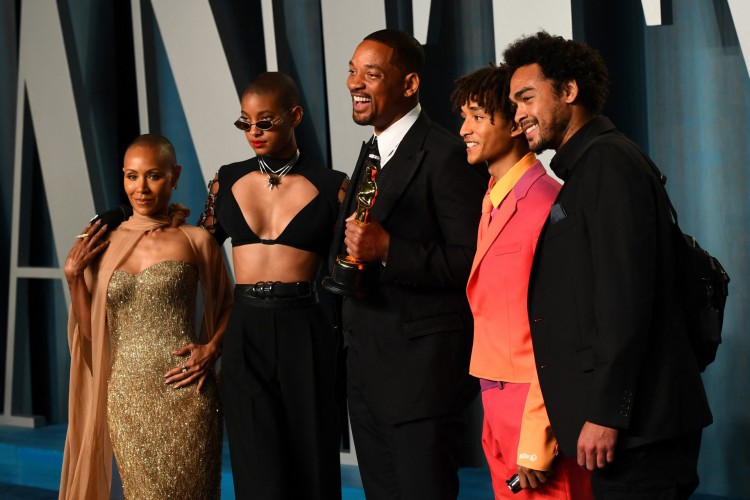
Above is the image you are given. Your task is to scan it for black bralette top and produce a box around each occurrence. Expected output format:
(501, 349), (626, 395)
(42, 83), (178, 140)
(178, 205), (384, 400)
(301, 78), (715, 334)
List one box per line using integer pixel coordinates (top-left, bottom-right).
(213, 154), (346, 257)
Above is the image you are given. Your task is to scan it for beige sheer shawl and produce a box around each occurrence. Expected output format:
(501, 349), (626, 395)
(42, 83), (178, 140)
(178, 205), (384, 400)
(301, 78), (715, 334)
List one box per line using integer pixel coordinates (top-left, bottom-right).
(58, 212), (233, 500)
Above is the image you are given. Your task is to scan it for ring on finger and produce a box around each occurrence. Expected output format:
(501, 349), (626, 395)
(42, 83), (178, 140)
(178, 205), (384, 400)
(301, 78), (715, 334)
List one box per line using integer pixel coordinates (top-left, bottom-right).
(75, 233), (89, 239)
(181, 365), (188, 373)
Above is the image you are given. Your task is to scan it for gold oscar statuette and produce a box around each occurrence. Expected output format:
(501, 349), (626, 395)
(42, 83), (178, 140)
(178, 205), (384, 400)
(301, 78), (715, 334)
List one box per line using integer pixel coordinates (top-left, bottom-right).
(322, 149), (380, 298)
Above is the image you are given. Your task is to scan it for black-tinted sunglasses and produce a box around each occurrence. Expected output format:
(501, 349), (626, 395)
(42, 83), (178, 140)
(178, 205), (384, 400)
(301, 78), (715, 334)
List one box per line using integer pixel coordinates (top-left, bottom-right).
(234, 108), (294, 132)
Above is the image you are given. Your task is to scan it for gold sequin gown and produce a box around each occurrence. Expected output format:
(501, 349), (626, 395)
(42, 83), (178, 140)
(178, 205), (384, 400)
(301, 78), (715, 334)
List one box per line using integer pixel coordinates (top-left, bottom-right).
(106, 260), (222, 499)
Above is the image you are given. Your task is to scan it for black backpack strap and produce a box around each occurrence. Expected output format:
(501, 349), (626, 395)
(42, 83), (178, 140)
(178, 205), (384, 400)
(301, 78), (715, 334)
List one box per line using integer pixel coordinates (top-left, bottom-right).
(579, 133), (681, 229)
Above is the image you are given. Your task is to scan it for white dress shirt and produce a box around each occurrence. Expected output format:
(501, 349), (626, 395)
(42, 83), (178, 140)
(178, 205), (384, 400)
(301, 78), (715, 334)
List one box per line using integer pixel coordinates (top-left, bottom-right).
(372, 103), (421, 168)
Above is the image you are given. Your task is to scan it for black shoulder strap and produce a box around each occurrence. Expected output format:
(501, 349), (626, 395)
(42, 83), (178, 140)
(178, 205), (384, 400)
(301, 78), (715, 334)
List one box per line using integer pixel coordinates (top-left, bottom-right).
(580, 133), (681, 228)
(218, 158), (259, 188)
(295, 157), (347, 214)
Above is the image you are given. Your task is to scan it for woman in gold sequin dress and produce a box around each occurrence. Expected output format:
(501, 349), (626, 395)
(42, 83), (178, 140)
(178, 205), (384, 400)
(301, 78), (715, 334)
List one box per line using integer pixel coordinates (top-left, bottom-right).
(58, 134), (233, 500)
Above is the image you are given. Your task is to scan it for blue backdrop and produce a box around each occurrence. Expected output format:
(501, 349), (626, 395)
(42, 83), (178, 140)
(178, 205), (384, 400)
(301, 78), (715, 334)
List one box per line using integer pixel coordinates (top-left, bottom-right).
(1, 0), (748, 497)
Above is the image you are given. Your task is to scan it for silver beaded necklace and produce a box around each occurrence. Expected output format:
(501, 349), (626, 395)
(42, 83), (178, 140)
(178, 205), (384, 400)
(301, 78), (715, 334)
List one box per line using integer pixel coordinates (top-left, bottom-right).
(257, 149), (300, 190)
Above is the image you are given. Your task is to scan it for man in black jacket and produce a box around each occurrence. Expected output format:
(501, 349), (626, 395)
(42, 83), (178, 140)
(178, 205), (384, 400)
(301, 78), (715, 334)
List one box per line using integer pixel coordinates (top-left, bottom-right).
(332, 29), (486, 499)
(505, 32), (712, 498)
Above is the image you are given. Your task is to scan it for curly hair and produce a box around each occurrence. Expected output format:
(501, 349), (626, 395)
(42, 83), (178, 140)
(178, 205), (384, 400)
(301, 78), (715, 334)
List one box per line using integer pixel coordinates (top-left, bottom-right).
(242, 72), (300, 111)
(503, 31), (610, 115)
(450, 64), (514, 125)
(364, 29), (425, 76)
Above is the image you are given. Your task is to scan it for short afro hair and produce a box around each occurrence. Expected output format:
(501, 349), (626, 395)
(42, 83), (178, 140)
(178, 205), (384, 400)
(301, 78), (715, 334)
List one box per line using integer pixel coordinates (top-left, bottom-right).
(364, 29), (425, 76)
(127, 133), (176, 167)
(503, 31), (610, 115)
(451, 64), (515, 125)
(241, 72), (300, 111)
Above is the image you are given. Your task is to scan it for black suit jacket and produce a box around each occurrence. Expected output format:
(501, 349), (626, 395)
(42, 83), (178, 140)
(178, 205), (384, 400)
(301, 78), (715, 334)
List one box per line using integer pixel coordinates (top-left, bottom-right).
(528, 117), (712, 455)
(333, 112), (487, 424)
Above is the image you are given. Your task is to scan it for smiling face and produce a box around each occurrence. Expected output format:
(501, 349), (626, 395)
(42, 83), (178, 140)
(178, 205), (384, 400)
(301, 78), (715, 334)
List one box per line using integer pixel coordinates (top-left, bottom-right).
(239, 90), (301, 158)
(347, 40), (418, 133)
(459, 100), (520, 167)
(123, 144), (181, 217)
(509, 63), (575, 153)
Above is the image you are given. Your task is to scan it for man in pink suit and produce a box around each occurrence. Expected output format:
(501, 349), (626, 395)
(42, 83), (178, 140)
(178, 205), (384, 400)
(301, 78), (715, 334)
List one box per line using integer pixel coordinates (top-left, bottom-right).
(452, 65), (591, 497)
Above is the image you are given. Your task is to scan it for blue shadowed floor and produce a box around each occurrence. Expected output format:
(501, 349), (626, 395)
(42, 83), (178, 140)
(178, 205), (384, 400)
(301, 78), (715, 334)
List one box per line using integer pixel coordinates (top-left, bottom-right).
(0, 424), (739, 499)
(0, 484), (57, 500)
(0, 423), (495, 499)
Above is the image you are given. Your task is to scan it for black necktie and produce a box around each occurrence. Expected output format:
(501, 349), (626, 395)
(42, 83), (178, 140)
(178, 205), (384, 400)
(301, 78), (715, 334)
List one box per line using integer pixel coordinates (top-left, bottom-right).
(368, 136), (381, 169)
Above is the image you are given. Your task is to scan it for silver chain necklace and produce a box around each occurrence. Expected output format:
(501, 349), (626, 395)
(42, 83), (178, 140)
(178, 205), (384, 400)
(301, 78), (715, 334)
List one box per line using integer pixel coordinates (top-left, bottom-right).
(257, 149), (300, 190)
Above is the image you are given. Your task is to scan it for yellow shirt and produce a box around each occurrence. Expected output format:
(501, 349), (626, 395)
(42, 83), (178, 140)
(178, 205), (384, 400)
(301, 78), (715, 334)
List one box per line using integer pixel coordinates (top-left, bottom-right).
(489, 152), (537, 208)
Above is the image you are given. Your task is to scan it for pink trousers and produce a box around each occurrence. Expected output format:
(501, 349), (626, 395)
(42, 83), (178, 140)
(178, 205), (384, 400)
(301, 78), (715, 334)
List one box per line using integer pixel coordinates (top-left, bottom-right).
(481, 383), (593, 499)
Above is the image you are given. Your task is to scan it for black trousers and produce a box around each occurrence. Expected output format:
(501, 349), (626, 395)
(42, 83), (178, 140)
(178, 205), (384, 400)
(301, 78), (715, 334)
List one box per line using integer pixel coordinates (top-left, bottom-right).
(347, 352), (463, 500)
(221, 290), (342, 500)
(591, 431), (703, 499)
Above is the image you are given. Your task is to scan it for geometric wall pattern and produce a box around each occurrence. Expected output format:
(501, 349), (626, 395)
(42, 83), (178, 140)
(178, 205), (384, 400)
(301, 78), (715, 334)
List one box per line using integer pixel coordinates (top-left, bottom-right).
(1, 1), (748, 495)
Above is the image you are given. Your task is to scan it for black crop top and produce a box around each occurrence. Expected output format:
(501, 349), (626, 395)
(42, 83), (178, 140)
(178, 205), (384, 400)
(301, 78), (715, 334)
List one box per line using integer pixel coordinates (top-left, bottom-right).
(211, 154), (346, 256)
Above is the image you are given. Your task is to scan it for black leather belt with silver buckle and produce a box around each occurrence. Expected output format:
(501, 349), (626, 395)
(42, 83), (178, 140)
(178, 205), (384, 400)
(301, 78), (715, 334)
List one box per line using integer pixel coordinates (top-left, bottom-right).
(236, 281), (315, 299)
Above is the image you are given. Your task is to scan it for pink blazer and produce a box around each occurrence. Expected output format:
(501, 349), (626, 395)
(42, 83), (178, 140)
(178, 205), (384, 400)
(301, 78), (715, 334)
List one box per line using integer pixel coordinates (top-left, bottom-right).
(466, 160), (562, 469)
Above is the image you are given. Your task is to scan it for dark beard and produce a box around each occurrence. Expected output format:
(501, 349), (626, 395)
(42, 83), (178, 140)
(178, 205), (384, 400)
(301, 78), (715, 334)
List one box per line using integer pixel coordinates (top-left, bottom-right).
(352, 110), (373, 126)
(530, 134), (554, 153)
(530, 108), (569, 153)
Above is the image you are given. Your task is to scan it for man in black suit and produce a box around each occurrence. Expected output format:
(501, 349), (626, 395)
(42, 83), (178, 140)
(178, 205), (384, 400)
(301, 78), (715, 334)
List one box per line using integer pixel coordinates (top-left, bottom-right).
(333, 29), (486, 499)
(504, 32), (712, 498)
